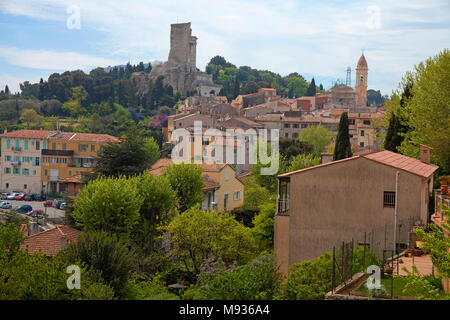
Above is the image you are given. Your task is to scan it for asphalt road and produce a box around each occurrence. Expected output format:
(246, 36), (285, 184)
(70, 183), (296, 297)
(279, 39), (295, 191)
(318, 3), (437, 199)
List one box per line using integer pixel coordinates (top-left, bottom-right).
(2, 199), (65, 220)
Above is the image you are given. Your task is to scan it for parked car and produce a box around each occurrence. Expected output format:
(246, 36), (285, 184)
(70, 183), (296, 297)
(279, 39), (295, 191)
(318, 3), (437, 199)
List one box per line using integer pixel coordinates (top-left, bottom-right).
(0, 193), (7, 200)
(26, 209), (45, 218)
(43, 199), (53, 207)
(0, 201), (12, 209)
(14, 193), (25, 200)
(13, 205), (33, 214)
(53, 199), (66, 209)
(7, 193), (19, 200)
(59, 202), (67, 210)
(32, 194), (45, 201)
(24, 194), (33, 201)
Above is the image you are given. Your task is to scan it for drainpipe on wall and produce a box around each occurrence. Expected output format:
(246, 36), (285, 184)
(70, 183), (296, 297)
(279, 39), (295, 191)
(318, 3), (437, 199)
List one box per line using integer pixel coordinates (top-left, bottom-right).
(393, 171), (400, 254)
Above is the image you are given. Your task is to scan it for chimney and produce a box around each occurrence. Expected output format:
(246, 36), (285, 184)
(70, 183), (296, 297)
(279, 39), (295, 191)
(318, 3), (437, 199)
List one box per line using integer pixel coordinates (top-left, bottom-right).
(60, 236), (68, 249)
(419, 144), (432, 164)
(321, 153), (333, 164)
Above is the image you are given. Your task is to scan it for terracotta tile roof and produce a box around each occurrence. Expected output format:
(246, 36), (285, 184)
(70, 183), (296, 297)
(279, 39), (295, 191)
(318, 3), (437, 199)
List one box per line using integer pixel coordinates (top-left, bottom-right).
(235, 117), (264, 127)
(278, 150), (439, 179)
(0, 130), (119, 143)
(150, 158), (173, 175)
(21, 225), (82, 257)
(363, 150), (438, 178)
(0, 129), (55, 139)
(48, 132), (120, 143)
(58, 173), (82, 183)
(203, 175), (220, 190)
(201, 163), (228, 172)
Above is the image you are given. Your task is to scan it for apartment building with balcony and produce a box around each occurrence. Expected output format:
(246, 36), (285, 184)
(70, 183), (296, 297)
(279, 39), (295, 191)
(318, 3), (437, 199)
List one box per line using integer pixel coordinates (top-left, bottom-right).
(0, 129), (55, 194)
(41, 132), (120, 194)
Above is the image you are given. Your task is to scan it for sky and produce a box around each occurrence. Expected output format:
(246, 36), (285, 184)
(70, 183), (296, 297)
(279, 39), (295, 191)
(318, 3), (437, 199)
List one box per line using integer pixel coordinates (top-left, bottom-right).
(0, 0), (449, 95)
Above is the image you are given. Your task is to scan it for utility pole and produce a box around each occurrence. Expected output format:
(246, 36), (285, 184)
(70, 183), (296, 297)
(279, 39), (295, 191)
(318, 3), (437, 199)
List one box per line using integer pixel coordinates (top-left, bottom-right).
(393, 171), (400, 254)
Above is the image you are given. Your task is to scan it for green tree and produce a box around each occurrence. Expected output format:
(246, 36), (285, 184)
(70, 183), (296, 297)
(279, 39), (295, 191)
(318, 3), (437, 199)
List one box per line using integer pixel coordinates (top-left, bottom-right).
(20, 108), (42, 128)
(95, 126), (160, 177)
(299, 125), (333, 157)
(384, 79), (413, 152)
(305, 78), (316, 96)
(333, 112), (352, 161)
(62, 86), (88, 117)
(184, 254), (282, 300)
(252, 198), (276, 250)
(287, 153), (320, 172)
(397, 49), (450, 172)
(165, 163), (204, 213)
(242, 176), (272, 211)
(72, 175), (142, 242)
(62, 231), (135, 297)
(165, 207), (258, 275)
(133, 172), (177, 252)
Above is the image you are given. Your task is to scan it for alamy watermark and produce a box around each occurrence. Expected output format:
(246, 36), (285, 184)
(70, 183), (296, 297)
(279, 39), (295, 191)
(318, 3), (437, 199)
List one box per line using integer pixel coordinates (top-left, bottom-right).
(171, 121), (279, 175)
(66, 265), (81, 290)
(66, 5), (81, 30)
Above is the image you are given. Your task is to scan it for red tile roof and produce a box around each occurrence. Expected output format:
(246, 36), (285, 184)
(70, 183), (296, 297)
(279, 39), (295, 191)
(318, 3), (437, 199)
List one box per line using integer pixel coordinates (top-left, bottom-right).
(363, 150), (438, 178)
(58, 173), (82, 183)
(278, 150), (438, 178)
(0, 129), (119, 143)
(0, 129), (55, 139)
(21, 225), (82, 256)
(203, 175), (220, 190)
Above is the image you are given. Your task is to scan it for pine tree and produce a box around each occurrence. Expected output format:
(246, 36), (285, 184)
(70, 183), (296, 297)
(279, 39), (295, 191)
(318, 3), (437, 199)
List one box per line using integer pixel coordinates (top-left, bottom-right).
(305, 78), (316, 96)
(333, 112), (352, 161)
(319, 83), (324, 91)
(5, 85), (10, 95)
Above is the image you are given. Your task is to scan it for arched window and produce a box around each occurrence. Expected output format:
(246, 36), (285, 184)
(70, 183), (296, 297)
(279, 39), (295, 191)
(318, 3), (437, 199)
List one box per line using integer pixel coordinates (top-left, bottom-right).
(360, 75), (364, 84)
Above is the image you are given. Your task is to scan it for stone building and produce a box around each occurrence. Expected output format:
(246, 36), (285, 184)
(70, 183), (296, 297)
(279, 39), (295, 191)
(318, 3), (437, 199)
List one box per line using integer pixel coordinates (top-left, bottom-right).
(150, 22), (222, 96)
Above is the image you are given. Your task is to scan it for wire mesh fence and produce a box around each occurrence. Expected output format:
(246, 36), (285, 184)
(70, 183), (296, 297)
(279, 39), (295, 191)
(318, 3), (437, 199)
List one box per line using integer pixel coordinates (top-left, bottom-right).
(330, 216), (425, 297)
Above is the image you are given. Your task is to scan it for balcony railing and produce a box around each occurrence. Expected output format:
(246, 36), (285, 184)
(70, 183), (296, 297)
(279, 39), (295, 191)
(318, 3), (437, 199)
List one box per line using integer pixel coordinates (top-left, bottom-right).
(277, 198), (290, 216)
(11, 161), (21, 166)
(42, 149), (74, 156)
(11, 147), (21, 152)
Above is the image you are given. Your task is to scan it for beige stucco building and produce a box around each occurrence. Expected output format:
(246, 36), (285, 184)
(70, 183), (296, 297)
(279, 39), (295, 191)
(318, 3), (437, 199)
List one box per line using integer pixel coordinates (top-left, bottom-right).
(274, 147), (438, 277)
(0, 129), (53, 194)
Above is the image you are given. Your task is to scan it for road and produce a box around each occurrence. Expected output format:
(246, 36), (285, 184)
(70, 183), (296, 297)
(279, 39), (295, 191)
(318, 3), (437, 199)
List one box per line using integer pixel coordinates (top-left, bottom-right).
(2, 199), (65, 220)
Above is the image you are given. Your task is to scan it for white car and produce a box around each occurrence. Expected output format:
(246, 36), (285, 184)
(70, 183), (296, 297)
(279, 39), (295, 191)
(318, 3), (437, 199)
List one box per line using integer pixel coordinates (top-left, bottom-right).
(0, 201), (12, 209)
(6, 193), (19, 200)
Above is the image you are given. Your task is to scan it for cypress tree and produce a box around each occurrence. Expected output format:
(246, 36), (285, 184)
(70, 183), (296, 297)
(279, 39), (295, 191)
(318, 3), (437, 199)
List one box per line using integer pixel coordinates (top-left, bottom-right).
(333, 112), (352, 161)
(305, 78), (316, 96)
(233, 76), (240, 99)
(5, 85), (10, 95)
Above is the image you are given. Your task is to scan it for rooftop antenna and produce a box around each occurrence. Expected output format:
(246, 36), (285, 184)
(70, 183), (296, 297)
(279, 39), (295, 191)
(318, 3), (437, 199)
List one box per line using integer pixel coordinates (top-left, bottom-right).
(346, 67), (352, 87)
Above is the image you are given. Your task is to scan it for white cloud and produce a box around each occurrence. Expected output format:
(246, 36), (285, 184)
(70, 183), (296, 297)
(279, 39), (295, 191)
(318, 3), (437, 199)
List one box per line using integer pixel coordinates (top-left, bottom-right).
(0, 46), (121, 70)
(0, 0), (449, 94)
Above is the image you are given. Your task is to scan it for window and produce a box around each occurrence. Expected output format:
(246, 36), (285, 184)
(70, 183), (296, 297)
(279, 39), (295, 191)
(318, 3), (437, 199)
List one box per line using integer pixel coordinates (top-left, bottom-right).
(24, 140), (28, 150)
(349, 119), (355, 125)
(361, 130), (365, 136)
(284, 124), (290, 128)
(15, 140), (19, 150)
(6, 139), (10, 149)
(278, 179), (290, 215)
(62, 143), (66, 150)
(69, 170), (72, 176)
(293, 124), (299, 128)
(5, 183), (9, 189)
(78, 144), (88, 152)
(225, 170), (229, 181)
(35, 157), (40, 166)
(24, 184), (27, 189)
(36, 141), (40, 150)
(189, 137), (195, 142)
(301, 124), (307, 128)
(363, 120), (371, 125)
(233, 191), (242, 200)
(383, 191), (396, 207)
(285, 133), (289, 138)
(13, 168), (19, 174)
(91, 145), (95, 152)
(52, 143), (56, 150)
(4, 168), (11, 174)
(360, 142), (364, 147)
(5, 155), (11, 161)
(44, 169), (48, 176)
(43, 141), (47, 149)
(33, 170), (36, 175)
(360, 75), (364, 84)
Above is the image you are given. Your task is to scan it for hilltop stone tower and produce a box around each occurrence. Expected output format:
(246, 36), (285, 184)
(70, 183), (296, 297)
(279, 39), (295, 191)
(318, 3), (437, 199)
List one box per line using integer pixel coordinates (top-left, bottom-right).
(148, 22), (222, 96)
(168, 23), (197, 71)
(355, 53), (368, 106)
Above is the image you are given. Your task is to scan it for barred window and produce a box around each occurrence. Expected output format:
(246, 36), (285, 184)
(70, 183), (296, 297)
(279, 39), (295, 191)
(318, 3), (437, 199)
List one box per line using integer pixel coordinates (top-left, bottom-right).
(383, 191), (396, 207)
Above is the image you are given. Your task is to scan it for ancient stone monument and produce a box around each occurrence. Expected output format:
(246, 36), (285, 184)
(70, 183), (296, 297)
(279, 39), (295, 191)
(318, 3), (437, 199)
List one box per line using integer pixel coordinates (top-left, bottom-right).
(150, 22), (222, 96)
